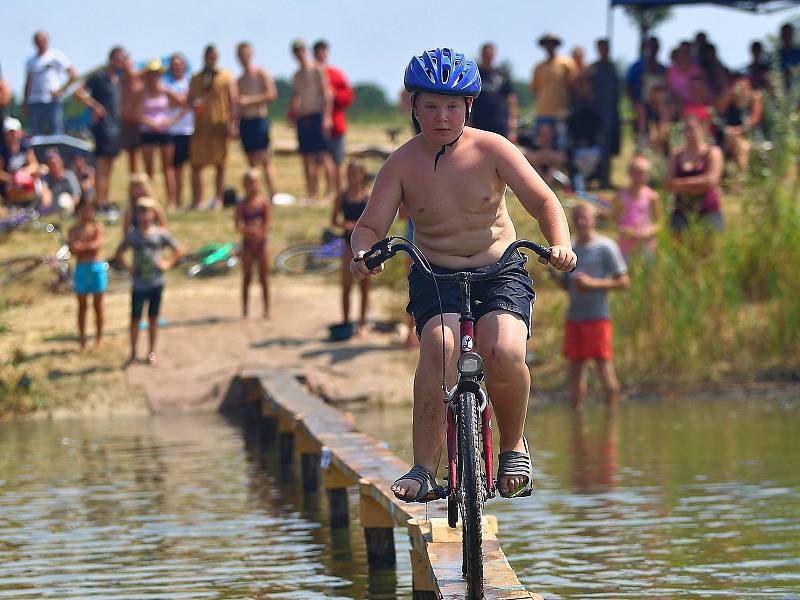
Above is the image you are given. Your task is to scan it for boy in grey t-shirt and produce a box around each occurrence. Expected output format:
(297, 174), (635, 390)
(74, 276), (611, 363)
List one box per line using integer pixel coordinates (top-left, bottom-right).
(114, 197), (182, 366)
(557, 204), (629, 407)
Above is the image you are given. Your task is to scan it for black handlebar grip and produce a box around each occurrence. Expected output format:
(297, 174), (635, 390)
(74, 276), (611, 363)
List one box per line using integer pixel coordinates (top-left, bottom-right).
(363, 254), (385, 270)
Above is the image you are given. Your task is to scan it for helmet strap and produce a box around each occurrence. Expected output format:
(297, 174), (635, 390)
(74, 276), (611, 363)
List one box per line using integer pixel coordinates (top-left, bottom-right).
(434, 130), (463, 172)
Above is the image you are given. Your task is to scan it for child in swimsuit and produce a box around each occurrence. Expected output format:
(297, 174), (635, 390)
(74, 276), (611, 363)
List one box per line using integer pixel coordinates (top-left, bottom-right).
(331, 160), (370, 337)
(614, 155), (661, 260)
(68, 199), (106, 351)
(235, 169), (271, 319)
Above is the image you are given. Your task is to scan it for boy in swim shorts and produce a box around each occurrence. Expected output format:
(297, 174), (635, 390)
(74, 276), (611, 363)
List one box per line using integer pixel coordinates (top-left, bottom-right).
(351, 48), (576, 501)
(68, 199), (107, 351)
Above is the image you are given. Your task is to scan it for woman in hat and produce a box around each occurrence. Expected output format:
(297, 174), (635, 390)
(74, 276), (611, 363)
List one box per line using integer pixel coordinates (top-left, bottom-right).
(135, 59), (178, 208)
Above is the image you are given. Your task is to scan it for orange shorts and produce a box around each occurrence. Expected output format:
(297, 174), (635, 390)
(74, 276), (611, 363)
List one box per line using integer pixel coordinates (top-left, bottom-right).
(563, 319), (613, 361)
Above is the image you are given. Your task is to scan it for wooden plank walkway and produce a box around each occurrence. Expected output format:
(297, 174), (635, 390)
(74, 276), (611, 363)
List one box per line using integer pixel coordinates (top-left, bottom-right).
(232, 369), (542, 600)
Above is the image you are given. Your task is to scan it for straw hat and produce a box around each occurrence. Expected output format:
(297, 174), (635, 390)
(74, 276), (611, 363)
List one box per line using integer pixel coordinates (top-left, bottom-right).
(135, 196), (158, 210)
(142, 58), (165, 74)
(538, 33), (562, 47)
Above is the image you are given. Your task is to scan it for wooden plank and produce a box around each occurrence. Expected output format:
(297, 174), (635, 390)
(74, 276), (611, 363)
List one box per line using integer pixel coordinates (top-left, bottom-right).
(245, 370), (539, 599)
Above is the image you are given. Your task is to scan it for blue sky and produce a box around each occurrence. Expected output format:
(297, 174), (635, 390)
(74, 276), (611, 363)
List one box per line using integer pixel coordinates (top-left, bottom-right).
(2, 0), (798, 100)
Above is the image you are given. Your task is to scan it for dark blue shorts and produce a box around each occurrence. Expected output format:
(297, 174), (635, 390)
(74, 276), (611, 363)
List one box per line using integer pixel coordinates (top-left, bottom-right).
(296, 113), (328, 154)
(240, 117), (270, 153)
(131, 286), (163, 321)
(406, 251), (535, 339)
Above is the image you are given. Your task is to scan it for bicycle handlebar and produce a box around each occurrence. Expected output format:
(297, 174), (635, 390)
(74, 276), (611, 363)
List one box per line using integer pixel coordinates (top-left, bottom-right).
(360, 237), (573, 280)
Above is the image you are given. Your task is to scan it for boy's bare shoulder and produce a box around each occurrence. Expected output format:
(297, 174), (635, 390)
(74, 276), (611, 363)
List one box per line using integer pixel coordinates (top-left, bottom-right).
(383, 136), (421, 172)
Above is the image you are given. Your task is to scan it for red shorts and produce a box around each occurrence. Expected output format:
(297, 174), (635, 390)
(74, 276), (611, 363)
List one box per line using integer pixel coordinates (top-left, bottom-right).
(563, 319), (613, 361)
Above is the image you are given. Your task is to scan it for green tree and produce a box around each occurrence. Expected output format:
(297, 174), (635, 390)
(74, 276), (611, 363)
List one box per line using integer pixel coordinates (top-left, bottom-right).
(623, 6), (673, 46)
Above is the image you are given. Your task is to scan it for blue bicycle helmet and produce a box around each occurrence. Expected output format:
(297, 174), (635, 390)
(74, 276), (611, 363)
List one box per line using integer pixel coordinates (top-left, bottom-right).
(405, 48), (481, 171)
(404, 47), (481, 97)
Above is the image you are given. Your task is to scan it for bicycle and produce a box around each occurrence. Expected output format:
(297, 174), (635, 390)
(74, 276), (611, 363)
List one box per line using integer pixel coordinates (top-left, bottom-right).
(360, 236), (562, 600)
(183, 242), (240, 278)
(275, 229), (345, 276)
(0, 223), (72, 290)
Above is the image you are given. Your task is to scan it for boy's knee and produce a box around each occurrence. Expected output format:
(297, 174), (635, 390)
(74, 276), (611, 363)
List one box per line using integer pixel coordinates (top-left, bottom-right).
(481, 340), (526, 373)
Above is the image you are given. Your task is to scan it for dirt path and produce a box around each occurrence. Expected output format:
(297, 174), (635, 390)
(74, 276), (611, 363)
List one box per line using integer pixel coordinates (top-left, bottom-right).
(125, 275), (417, 413)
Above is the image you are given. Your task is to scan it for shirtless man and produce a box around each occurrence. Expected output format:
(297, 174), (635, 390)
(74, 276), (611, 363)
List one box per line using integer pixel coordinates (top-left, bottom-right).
(351, 48), (577, 501)
(236, 42), (278, 199)
(120, 54), (143, 175)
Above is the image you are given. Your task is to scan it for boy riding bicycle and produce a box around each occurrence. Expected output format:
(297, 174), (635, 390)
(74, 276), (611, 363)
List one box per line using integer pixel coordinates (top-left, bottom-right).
(351, 48), (577, 501)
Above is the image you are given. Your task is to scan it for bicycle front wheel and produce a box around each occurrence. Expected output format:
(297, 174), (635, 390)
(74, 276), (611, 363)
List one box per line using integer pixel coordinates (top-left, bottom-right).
(458, 391), (484, 599)
(0, 256), (41, 285)
(275, 245), (339, 275)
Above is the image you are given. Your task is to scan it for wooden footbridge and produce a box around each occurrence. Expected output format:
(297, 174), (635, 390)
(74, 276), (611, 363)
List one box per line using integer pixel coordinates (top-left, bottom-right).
(224, 369), (543, 600)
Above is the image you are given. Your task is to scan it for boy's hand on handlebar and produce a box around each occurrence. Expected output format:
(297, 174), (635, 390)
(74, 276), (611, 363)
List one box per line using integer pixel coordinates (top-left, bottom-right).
(351, 250), (384, 281)
(539, 244), (577, 272)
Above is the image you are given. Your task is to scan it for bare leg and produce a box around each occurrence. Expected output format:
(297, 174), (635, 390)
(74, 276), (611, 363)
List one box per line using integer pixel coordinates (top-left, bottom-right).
(241, 249), (253, 318)
(263, 153), (277, 199)
(258, 243), (270, 319)
(129, 319), (139, 364)
(141, 144), (156, 180)
(214, 164), (225, 208)
(358, 278), (370, 337)
(160, 143), (177, 209)
(174, 164), (185, 208)
(476, 311), (530, 496)
(93, 293), (104, 347)
(148, 315), (158, 363)
(570, 360), (589, 408)
(77, 294), (88, 351)
(595, 359), (620, 408)
(391, 314), (459, 501)
(127, 147), (139, 175)
(341, 246), (353, 322)
(95, 156), (113, 207)
(191, 165), (202, 209)
(302, 154), (318, 202)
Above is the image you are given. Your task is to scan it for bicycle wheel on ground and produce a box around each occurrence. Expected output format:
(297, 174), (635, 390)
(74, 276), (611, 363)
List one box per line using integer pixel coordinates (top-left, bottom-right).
(275, 245), (339, 275)
(0, 256), (41, 285)
(457, 391), (484, 600)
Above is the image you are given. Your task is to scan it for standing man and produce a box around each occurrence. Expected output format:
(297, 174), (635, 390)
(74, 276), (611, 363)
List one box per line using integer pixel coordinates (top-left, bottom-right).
(590, 39), (620, 188)
(24, 31), (78, 135)
(556, 204), (628, 408)
(531, 33), (576, 138)
(164, 53), (194, 207)
(313, 39), (354, 196)
(236, 41), (278, 200)
(778, 23), (800, 88)
(470, 42), (517, 141)
(188, 44), (237, 209)
(289, 40), (333, 204)
(119, 54), (143, 175)
(74, 47), (125, 210)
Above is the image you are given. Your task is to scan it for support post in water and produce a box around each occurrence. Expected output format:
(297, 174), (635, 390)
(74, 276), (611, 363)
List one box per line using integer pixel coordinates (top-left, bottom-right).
(359, 479), (396, 569)
(322, 460), (354, 528)
(301, 453), (321, 492)
(278, 413), (294, 466)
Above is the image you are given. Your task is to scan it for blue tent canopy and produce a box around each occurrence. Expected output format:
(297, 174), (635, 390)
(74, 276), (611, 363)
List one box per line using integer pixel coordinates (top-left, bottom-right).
(610, 0), (800, 11)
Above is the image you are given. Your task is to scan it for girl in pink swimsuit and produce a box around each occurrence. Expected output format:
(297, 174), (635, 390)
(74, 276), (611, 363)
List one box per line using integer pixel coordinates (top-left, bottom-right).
(614, 155), (662, 259)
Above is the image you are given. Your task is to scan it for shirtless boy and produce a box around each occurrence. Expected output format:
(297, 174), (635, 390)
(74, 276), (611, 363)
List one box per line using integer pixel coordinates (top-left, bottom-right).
(236, 42), (278, 199)
(68, 199), (106, 350)
(351, 48), (577, 501)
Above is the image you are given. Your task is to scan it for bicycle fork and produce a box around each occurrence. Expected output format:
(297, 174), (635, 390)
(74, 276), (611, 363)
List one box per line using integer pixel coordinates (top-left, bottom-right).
(445, 276), (496, 527)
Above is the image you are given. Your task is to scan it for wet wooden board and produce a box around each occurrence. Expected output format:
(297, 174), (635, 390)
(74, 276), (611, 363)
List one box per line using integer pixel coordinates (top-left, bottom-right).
(239, 369), (540, 599)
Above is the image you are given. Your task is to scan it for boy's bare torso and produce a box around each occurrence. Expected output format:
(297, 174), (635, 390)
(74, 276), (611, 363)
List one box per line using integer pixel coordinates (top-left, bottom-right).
(394, 129), (516, 269)
(238, 70), (268, 119)
(70, 223), (101, 262)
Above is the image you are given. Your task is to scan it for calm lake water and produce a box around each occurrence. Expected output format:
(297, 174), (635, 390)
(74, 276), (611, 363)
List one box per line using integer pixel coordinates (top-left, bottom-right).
(1, 395), (798, 599)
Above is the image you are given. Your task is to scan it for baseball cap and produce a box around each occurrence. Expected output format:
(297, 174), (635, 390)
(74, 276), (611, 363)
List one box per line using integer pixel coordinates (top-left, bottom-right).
(3, 116), (22, 132)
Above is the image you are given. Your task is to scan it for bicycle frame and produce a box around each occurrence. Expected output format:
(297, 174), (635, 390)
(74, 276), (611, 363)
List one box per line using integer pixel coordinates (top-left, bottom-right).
(446, 272), (496, 504)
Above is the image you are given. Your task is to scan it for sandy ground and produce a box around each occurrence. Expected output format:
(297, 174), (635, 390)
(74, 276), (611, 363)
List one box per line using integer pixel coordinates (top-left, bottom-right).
(124, 275), (418, 413)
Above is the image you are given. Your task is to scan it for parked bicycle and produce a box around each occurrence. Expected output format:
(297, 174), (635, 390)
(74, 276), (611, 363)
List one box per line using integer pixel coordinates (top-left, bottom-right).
(0, 223), (72, 290)
(177, 242), (240, 278)
(275, 229), (345, 276)
(359, 236), (566, 600)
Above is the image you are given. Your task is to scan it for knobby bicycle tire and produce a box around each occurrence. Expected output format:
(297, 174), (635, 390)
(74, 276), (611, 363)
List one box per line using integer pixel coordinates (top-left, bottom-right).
(275, 245), (339, 275)
(458, 391), (484, 599)
(0, 256), (41, 285)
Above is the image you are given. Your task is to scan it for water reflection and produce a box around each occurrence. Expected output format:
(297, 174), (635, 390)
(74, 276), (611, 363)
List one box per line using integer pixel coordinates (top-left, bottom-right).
(1, 395), (798, 599)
